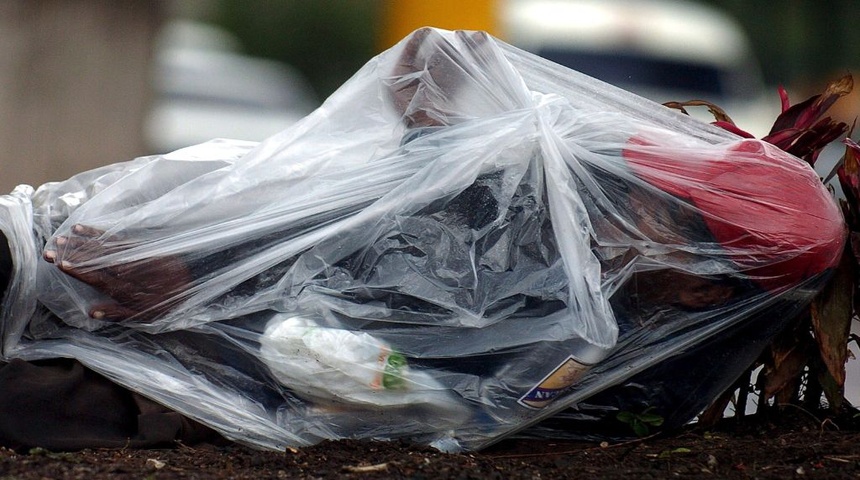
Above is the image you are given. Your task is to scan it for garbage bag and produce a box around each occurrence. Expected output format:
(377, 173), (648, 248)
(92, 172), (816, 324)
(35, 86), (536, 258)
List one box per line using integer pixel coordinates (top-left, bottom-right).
(0, 27), (845, 451)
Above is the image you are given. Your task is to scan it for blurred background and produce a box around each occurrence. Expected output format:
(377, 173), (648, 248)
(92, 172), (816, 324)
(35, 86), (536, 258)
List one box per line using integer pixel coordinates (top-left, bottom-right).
(0, 0), (857, 408)
(2, 0), (858, 192)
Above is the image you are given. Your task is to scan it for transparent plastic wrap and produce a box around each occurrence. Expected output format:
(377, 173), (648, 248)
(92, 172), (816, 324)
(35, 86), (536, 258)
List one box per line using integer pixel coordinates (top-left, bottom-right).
(0, 28), (846, 451)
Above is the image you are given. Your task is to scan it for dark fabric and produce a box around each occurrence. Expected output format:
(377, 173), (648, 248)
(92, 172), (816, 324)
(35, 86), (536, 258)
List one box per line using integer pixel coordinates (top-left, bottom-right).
(0, 358), (225, 451)
(0, 231), (11, 303)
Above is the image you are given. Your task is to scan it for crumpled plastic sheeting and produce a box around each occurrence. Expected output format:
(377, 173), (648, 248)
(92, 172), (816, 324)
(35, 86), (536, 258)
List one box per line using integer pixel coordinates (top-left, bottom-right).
(0, 28), (846, 451)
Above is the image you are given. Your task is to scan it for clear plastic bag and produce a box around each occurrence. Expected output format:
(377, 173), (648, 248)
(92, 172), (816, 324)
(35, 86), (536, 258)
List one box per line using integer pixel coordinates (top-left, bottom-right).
(0, 28), (845, 451)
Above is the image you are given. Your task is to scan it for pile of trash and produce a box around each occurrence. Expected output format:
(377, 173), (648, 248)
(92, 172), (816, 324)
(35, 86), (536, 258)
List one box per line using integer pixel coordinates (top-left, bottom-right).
(0, 28), (844, 451)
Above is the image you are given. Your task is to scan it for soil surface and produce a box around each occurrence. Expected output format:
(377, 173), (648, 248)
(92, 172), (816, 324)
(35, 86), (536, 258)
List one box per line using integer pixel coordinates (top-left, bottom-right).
(1, 411), (858, 479)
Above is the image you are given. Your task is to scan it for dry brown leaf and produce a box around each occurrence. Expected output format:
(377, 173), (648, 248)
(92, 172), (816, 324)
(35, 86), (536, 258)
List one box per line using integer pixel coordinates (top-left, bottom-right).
(697, 386), (736, 427)
(662, 100), (734, 124)
(817, 367), (844, 411)
(761, 343), (810, 402)
(810, 246), (854, 386)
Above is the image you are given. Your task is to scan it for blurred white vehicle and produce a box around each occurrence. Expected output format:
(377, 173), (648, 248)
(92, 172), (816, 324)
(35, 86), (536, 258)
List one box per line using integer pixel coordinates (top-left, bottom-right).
(500, 0), (778, 136)
(145, 21), (319, 153)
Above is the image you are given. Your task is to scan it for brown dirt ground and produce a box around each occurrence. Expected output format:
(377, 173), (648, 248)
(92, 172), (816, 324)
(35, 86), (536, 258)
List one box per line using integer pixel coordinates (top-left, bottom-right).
(0, 410), (858, 479)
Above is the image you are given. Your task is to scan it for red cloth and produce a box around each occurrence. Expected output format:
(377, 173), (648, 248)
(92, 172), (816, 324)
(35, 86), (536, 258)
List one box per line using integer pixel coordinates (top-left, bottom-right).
(623, 138), (846, 292)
